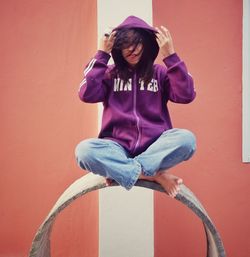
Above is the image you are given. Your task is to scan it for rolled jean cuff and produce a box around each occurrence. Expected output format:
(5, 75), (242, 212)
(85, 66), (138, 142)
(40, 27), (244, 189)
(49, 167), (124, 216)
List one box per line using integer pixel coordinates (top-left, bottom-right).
(124, 161), (142, 190)
(141, 170), (155, 176)
(140, 169), (156, 177)
(134, 156), (156, 177)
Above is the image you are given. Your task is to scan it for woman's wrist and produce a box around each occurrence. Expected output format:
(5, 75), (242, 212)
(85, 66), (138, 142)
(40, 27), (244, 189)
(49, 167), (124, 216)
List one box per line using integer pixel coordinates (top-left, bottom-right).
(161, 48), (175, 59)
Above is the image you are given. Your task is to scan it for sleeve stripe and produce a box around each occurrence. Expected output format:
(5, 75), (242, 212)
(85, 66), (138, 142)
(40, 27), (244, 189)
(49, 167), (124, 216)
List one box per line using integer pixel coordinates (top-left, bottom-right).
(84, 59), (96, 76)
(187, 72), (196, 90)
(78, 78), (86, 92)
(78, 59), (96, 92)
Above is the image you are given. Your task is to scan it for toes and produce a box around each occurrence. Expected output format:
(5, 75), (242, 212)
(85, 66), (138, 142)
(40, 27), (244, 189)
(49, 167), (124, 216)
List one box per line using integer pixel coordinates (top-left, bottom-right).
(168, 187), (178, 198)
(173, 189), (178, 197)
(171, 186), (180, 198)
(166, 188), (174, 198)
(168, 192), (175, 198)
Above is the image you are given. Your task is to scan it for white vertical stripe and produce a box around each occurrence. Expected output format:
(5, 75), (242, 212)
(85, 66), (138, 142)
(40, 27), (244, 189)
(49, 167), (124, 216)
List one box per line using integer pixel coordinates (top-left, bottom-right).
(79, 59), (97, 91)
(84, 58), (96, 76)
(97, 1), (154, 257)
(243, 0), (250, 162)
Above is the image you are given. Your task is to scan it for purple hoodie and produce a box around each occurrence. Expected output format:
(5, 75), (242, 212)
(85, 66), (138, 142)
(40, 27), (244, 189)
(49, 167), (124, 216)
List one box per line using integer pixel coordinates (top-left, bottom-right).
(78, 16), (196, 157)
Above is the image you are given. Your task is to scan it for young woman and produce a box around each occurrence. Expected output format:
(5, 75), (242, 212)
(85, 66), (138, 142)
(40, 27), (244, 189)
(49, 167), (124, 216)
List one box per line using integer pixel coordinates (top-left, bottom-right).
(75, 16), (196, 198)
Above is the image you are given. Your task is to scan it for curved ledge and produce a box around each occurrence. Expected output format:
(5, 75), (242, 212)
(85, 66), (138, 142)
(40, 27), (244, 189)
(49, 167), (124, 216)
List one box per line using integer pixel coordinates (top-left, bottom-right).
(29, 173), (226, 257)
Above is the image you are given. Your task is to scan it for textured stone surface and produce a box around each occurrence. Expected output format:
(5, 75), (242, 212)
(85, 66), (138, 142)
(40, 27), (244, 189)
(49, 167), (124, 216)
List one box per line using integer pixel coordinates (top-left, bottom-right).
(29, 173), (226, 257)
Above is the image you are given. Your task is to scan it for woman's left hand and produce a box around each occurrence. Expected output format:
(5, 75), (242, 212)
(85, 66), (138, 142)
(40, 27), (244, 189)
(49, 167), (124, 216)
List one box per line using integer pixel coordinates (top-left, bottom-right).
(155, 26), (175, 58)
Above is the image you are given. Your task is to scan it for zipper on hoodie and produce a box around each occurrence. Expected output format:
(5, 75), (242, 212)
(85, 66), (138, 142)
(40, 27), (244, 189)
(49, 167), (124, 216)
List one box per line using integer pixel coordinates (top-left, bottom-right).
(132, 73), (141, 153)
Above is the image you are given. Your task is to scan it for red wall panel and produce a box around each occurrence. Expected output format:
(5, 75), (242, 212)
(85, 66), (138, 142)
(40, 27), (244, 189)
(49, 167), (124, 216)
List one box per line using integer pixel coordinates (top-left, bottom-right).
(0, 1), (98, 256)
(153, 0), (249, 256)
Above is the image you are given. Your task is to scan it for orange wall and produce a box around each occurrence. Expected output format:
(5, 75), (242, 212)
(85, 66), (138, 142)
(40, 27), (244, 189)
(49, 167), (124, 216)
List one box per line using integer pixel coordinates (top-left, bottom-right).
(0, 1), (98, 256)
(153, 0), (250, 256)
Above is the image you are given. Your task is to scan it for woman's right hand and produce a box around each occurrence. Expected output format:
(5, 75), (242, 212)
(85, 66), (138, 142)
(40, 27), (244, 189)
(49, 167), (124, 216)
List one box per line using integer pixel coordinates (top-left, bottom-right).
(98, 31), (116, 54)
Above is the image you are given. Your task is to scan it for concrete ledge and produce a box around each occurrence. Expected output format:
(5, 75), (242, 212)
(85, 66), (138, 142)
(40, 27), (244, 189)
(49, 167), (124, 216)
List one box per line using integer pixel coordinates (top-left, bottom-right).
(29, 173), (226, 257)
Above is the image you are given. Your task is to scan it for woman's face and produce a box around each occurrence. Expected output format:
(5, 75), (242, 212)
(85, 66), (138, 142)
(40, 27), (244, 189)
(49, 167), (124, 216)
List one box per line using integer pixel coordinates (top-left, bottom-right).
(121, 43), (143, 66)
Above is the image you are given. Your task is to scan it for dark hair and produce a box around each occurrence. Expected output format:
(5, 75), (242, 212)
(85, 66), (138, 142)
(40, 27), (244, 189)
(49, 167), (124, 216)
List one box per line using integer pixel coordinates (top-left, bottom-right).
(111, 28), (158, 86)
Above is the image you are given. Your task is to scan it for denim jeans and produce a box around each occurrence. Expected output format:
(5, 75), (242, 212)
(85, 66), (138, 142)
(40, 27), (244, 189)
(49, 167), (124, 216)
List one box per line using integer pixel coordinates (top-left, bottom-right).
(75, 128), (196, 190)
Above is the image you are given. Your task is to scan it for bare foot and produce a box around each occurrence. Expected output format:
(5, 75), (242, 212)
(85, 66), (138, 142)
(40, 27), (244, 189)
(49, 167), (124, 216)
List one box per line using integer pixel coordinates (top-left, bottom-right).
(139, 173), (183, 198)
(155, 173), (183, 198)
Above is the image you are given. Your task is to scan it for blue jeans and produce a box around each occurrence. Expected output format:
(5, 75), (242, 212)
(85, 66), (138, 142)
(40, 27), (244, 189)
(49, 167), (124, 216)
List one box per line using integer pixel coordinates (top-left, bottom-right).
(75, 128), (196, 190)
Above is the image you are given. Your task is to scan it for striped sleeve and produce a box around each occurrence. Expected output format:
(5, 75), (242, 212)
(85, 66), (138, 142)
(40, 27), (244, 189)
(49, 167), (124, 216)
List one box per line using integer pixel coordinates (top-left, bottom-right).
(78, 58), (97, 93)
(78, 51), (111, 103)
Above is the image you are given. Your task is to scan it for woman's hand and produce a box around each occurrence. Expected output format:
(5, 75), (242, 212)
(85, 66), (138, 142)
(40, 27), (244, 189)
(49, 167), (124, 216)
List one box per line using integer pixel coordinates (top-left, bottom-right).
(98, 30), (116, 54)
(156, 26), (175, 58)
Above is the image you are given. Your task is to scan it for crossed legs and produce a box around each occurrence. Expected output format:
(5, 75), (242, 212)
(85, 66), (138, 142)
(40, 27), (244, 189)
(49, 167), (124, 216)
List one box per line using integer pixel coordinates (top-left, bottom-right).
(75, 128), (196, 197)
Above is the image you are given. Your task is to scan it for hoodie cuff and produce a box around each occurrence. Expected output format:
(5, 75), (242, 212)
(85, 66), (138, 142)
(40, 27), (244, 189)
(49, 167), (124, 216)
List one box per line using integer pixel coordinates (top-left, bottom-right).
(95, 50), (111, 64)
(163, 53), (181, 68)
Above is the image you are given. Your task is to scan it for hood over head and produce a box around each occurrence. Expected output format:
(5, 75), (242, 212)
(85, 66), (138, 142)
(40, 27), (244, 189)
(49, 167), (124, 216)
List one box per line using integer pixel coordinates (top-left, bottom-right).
(114, 15), (158, 32)
(111, 16), (159, 62)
